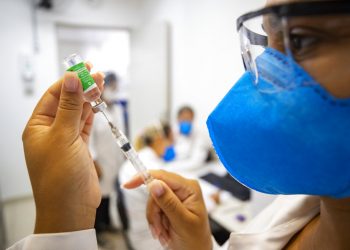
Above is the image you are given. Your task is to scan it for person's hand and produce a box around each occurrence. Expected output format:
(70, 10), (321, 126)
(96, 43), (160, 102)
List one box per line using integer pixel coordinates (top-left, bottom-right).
(210, 191), (221, 205)
(123, 170), (213, 250)
(22, 64), (104, 234)
(94, 161), (103, 179)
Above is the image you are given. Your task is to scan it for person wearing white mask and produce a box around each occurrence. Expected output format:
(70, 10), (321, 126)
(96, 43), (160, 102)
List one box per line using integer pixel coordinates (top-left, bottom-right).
(119, 122), (175, 250)
(90, 72), (125, 243)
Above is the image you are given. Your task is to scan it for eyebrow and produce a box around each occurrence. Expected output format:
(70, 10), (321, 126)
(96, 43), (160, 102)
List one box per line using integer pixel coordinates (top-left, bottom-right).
(236, 1), (350, 31)
(287, 16), (350, 36)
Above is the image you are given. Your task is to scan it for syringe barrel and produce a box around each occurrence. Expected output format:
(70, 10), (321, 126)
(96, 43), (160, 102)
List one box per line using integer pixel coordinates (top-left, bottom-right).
(114, 129), (152, 183)
(124, 147), (152, 183)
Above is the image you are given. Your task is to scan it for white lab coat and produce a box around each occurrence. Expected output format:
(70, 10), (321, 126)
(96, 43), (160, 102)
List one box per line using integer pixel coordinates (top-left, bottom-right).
(119, 147), (165, 250)
(89, 105), (125, 228)
(90, 105), (125, 197)
(7, 230), (98, 250)
(8, 195), (320, 250)
(168, 125), (211, 172)
(213, 195), (320, 249)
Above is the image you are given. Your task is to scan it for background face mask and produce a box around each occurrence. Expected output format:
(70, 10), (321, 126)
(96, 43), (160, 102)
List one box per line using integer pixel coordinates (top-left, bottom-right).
(162, 145), (176, 162)
(207, 48), (350, 198)
(179, 121), (192, 136)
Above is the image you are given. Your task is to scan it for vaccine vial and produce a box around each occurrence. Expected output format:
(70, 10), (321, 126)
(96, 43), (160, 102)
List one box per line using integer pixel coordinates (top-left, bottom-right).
(63, 53), (107, 112)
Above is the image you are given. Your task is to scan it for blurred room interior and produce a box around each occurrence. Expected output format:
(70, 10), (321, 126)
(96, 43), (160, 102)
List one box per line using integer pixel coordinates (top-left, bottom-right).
(0, 0), (278, 249)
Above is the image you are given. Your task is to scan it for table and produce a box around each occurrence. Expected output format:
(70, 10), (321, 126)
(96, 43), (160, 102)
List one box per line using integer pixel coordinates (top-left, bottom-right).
(173, 161), (253, 233)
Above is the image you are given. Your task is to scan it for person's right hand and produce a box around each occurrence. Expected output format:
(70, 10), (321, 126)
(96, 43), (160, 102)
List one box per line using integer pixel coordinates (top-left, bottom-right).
(123, 170), (213, 250)
(22, 65), (104, 234)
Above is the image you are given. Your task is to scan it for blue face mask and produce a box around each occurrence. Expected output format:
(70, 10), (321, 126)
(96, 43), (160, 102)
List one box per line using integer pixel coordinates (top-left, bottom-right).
(207, 48), (350, 198)
(179, 121), (192, 136)
(162, 145), (176, 162)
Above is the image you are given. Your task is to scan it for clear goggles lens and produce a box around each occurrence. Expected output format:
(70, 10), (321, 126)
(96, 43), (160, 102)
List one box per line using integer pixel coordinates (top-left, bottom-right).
(239, 13), (350, 92)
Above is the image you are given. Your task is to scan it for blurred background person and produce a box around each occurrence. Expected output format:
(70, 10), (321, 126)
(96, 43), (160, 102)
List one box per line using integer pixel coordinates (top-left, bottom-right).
(119, 121), (175, 250)
(90, 72), (125, 245)
(0, 1), (277, 248)
(102, 72), (120, 107)
(168, 105), (212, 172)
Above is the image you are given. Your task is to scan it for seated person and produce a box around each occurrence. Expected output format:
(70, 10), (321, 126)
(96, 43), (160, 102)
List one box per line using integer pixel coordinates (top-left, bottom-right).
(119, 122), (175, 250)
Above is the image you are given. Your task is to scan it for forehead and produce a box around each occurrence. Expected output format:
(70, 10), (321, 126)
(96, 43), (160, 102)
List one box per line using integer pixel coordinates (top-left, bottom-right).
(179, 110), (193, 116)
(178, 110), (194, 120)
(264, 0), (350, 27)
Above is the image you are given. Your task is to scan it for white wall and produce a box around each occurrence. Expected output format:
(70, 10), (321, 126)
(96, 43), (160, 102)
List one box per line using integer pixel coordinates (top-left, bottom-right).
(0, 0), (267, 199)
(129, 22), (170, 139)
(141, 0), (265, 131)
(0, 0), (38, 201)
(0, 0), (145, 200)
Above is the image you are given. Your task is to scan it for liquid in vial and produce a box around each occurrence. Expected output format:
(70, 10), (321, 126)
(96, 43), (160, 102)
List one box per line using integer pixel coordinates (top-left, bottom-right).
(63, 54), (105, 108)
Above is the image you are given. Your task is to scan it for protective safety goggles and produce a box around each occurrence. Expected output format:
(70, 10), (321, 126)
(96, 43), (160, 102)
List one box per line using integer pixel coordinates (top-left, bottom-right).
(236, 1), (350, 92)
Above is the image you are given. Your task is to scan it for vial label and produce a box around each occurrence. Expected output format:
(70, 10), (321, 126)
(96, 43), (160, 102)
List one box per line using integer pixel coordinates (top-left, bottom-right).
(67, 62), (95, 92)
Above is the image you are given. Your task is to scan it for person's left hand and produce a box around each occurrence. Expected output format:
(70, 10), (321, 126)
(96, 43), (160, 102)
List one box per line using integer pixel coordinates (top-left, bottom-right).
(124, 170), (213, 250)
(22, 64), (104, 233)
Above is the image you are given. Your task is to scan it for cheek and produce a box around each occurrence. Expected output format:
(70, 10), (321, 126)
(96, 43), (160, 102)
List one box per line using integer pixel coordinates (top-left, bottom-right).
(300, 45), (350, 99)
(158, 141), (167, 155)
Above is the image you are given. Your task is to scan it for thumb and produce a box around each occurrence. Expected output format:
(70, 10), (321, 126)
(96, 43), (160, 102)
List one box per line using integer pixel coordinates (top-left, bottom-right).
(148, 180), (189, 224)
(54, 72), (84, 132)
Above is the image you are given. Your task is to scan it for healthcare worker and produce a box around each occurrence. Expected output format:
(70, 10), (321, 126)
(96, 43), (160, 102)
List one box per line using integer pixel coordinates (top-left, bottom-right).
(119, 122), (175, 250)
(168, 106), (211, 172)
(90, 72), (125, 240)
(9, 0), (350, 249)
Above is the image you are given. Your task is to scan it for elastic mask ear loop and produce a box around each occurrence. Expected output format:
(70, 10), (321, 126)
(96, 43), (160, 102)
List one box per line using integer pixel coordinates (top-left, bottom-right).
(240, 24), (259, 85)
(281, 17), (292, 58)
(281, 17), (298, 89)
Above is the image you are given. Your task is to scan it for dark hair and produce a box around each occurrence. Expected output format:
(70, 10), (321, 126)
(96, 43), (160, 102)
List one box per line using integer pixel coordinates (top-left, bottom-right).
(162, 122), (172, 139)
(104, 72), (119, 86)
(143, 135), (153, 147)
(177, 105), (194, 117)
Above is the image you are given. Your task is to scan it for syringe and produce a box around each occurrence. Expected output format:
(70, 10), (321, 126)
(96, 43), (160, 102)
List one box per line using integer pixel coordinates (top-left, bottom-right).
(100, 110), (153, 184)
(63, 53), (153, 184)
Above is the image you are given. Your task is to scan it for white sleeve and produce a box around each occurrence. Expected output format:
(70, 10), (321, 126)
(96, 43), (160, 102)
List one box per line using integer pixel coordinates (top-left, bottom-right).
(167, 132), (209, 172)
(7, 229), (97, 250)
